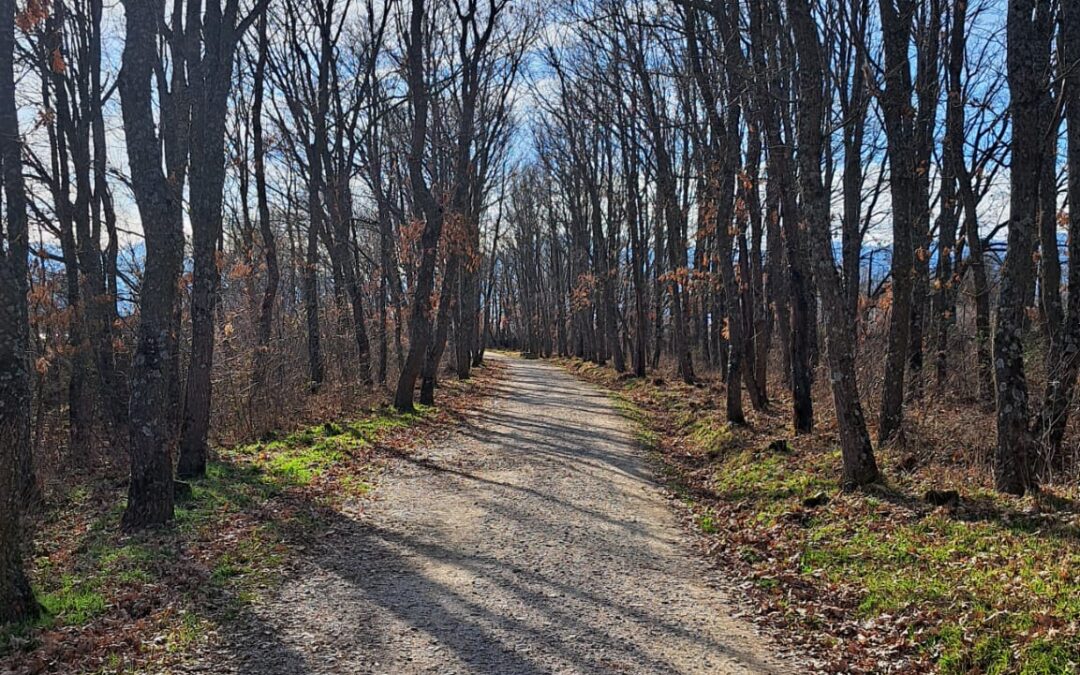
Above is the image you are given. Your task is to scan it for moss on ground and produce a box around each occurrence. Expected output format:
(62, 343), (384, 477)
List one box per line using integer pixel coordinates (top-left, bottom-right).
(1, 397), (453, 670)
(557, 356), (1080, 674)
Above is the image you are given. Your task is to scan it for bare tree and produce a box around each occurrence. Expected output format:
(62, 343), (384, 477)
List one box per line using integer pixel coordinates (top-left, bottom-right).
(789, 0), (879, 487)
(1036, 0), (1080, 472)
(394, 0), (444, 412)
(249, 11), (278, 395)
(875, 0), (918, 444)
(177, 0), (268, 480)
(0, 0), (39, 625)
(994, 0), (1054, 494)
(117, 0), (189, 527)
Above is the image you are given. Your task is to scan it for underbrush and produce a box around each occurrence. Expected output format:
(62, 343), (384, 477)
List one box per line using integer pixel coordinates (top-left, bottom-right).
(558, 357), (1080, 674)
(1, 366), (499, 674)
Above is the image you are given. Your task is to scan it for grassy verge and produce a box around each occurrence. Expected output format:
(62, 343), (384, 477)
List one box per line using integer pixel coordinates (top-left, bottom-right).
(2, 366), (500, 674)
(556, 357), (1080, 674)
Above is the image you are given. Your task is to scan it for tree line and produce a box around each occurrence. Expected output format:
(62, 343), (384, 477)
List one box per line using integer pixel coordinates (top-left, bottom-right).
(1, 0), (1079, 632)
(492, 0), (1074, 496)
(0, 0), (529, 624)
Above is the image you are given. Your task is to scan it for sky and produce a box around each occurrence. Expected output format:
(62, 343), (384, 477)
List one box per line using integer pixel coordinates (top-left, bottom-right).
(10, 0), (1036, 271)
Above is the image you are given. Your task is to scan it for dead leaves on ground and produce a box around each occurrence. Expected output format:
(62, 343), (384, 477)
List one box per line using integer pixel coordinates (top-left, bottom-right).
(3, 362), (505, 674)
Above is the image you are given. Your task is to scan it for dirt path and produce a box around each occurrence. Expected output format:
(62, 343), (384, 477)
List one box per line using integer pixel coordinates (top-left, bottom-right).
(187, 355), (795, 674)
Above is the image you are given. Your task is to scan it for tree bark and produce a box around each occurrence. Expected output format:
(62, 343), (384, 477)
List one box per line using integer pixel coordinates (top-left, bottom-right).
(789, 0), (879, 487)
(0, 0), (39, 623)
(747, 0), (813, 431)
(251, 12), (278, 395)
(933, 0), (965, 389)
(179, 0), (264, 479)
(118, 0), (187, 528)
(994, 0), (1053, 494)
(394, 0), (443, 412)
(876, 0), (918, 444)
(1037, 0), (1080, 473)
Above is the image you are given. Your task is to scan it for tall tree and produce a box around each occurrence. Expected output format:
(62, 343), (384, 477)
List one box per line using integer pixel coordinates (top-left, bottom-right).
(994, 0), (1053, 494)
(906, 0), (942, 398)
(117, 0), (189, 527)
(419, 0), (514, 403)
(933, 0), (964, 389)
(249, 11), (278, 395)
(0, 0), (39, 624)
(623, 4), (694, 384)
(876, 0), (918, 444)
(684, 5), (749, 422)
(788, 0), (879, 486)
(177, 0), (268, 479)
(394, 0), (444, 411)
(747, 0), (815, 432)
(1036, 0), (1080, 471)
(835, 0), (871, 321)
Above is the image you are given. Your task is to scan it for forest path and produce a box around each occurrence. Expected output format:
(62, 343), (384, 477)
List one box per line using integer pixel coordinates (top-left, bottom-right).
(188, 354), (794, 674)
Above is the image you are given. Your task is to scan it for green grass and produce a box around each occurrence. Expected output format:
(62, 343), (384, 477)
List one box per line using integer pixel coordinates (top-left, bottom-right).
(610, 394), (661, 452)
(558, 357), (1080, 674)
(696, 513), (718, 534)
(38, 574), (107, 626)
(267, 439), (346, 485)
(227, 407), (428, 489)
(707, 444), (1080, 673)
(165, 611), (207, 654)
(209, 525), (283, 592)
(5, 403), (441, 664)
(339, 473), (375, 496)
(686, 418), (735, 455)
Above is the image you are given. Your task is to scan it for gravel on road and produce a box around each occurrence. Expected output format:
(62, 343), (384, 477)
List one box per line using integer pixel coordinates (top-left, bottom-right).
(185, 354), (795, 675)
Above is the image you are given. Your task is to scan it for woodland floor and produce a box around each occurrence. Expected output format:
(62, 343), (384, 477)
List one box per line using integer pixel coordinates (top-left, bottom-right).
(176, 353), (797, 674)
(7, 351), (1080, 674)
(559, 358), (1080, 674)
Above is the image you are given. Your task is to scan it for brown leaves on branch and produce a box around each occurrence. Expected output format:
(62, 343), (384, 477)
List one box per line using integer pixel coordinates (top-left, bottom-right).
(15, 0), (50, 33)
(51, 48), (66, 73)
(570, 272), (596, 311)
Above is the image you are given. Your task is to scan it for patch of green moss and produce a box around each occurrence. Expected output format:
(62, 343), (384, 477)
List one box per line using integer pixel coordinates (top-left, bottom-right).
(687, 418), (734, 455)
(267, 439), (346, 485)
(570, 353), (1080, 673)
(38, 575), (106, 626)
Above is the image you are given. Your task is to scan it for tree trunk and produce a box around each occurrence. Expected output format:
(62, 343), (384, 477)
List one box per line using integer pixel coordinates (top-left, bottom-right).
(759, 2), (813, 431)
(840, 0), (870, 323)
(394, 0), (443, 412)
(179, 2), (256, 479)
(934, 0), (965, 389)
(789, 0), (879, 487)
(420, 255), (459, 405)
(994, 0), (1053, 494)
(1037, 0), (1080, 473)
(251, 12), (278, 395)
(118, 0), (186, 528)
(876, 0), (918, 444)
(0, 0), (39, 622)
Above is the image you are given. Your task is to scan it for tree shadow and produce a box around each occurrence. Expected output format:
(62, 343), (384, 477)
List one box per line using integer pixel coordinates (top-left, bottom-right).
(289, 508), (783, 674)
(179, 356), (786, 674)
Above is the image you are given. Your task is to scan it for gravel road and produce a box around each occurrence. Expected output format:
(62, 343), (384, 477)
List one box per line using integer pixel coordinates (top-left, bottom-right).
(187, 354), (794, 674)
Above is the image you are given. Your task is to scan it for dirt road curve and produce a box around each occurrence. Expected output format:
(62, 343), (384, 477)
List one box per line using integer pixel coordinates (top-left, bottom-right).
(186, 354), (794, 674)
